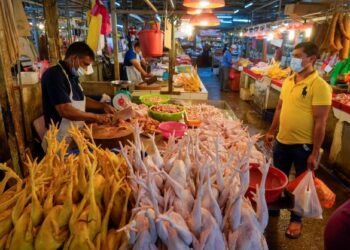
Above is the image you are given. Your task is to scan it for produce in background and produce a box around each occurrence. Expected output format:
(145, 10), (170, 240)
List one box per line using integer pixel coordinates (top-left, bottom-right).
(0, 124), (131, 250)
(320, 13), (350, 60)
(251, 62), (290, 80)
(176, 66), (201, 92)
(266, 63), (291, 80)
(238, 58), (252, 67)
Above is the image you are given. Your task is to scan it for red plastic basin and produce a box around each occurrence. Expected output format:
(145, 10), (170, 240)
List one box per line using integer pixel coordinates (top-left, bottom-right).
(246, 163), (288, 203)
(158, 122), (187, 140)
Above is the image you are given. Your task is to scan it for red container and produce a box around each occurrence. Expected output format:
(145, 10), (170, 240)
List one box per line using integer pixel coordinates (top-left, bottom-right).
(230, 68), (240, 92)
(138, 28), (164, 58)
(246, 164), (288, 203)
(158, 122), (187, 140)
(342, 103), (350, 114)
(332, 99), (342, 109)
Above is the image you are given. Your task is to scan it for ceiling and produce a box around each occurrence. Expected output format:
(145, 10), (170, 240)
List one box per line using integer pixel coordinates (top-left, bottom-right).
(23, 0), (305, 29)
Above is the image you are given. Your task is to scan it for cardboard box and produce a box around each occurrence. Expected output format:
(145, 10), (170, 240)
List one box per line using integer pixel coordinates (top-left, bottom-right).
(285, 3), (331, 17)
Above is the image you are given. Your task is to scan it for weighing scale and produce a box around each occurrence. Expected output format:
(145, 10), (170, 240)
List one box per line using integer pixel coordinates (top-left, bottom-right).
(111, 80), (132, 110)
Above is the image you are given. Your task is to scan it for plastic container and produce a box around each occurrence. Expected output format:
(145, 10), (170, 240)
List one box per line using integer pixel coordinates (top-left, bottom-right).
(230, 68), (240, 92)
(159, 122), (187, 139)
(149, 105), (185, 122)
(139, 94), (170, 106)
(138, 27), (164, 58)
(246, 164), (288, 203)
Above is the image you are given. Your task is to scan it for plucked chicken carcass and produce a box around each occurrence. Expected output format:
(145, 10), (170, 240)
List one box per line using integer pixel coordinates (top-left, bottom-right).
(121, 103), (270, 250)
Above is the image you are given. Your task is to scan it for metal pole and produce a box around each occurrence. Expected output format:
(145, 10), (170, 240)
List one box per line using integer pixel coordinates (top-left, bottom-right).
(110, 0), (120, 80)
(278, 0), (283, 19)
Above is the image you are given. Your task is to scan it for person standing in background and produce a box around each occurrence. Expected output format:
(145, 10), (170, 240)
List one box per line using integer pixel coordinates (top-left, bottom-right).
(220, 45), (235, 92)
(265, 42), (332, 239)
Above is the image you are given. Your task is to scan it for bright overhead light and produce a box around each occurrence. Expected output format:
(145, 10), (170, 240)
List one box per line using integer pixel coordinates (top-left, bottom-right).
(234, 10), (239, 14)
(115, 1), (120, 7)
(232, 18), (250, 23)
(220, 20), (232, 24)
(217, 15), (232, 19)
(199, 1), (210, 7)
(156, 14), (161, 22)
(29, 22), (33, 26)
(305, 27), (312, 38)
(38, 23), (44, 30)
(239, 31), (243, 37)
(244, 2), (253, 8)
(267, 32), (274, 41)
(129, 14), (144, 22)
(288, 30), (295, 41)
(200, 20), (209, 26)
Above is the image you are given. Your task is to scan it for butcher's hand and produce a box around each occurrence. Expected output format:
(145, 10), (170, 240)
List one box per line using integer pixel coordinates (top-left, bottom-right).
(103, 103), (118, 115)
(264, 131), (275, 149)
(95, 114), (114, 124)
(307, 153), (318, 171)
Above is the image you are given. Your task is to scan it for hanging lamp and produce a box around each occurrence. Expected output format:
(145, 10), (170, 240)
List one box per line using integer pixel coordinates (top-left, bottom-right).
(191, 13), (219, 27)
(183, 0), (225, 9)
(187, 8), (203, 15)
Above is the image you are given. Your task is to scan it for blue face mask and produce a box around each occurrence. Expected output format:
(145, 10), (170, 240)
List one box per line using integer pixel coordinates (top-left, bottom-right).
(71, 67), (79, 76)
(290, 57), (304, 73)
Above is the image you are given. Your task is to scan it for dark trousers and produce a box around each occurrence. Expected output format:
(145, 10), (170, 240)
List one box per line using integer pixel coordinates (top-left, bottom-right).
(273, 140), (313, 223)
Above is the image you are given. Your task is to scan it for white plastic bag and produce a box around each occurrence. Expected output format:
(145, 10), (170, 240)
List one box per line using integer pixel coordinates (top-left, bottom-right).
(292, 170), (323, 219)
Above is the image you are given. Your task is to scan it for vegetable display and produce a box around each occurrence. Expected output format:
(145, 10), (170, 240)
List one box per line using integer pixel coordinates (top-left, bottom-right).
(320, 13), (350, 59)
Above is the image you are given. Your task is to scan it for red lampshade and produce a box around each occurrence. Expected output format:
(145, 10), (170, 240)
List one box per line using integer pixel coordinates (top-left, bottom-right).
(183, 0), (225, 9)
(191, 13), (220, 27)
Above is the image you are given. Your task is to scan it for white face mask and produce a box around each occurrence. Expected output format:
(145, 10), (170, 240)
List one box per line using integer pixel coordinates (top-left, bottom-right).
(290, 57), (304, 73)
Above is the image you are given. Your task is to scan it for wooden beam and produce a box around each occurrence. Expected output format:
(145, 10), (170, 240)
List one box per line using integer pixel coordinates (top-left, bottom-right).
(0, 1), (25, 176)
(43, 0), (61, 64)
(110, 0), (120, 80)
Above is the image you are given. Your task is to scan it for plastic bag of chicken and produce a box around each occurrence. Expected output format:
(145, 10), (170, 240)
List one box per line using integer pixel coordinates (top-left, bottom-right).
(292, 170), (323, 219)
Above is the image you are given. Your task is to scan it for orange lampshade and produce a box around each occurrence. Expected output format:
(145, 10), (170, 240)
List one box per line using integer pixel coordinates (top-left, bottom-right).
(187, 8), (203, 15)
(191, 13), (220, 27)
(183, 0), (225, 9)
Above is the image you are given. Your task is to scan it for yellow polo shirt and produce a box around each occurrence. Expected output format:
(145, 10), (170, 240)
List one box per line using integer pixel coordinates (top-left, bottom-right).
(277, 71), (332, 145)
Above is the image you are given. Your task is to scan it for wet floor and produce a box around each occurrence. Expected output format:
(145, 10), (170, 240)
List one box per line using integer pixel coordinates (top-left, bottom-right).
(198, 67), (350, 250)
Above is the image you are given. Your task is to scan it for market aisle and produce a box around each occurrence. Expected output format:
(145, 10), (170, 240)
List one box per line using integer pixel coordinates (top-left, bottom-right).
(199, 68), (350, 250)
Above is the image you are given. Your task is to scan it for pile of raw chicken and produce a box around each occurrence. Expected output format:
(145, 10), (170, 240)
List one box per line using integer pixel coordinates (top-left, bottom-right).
(118, 103), (270, 250)
(0, 103), (270, 250)
(0, 125), (132, 250)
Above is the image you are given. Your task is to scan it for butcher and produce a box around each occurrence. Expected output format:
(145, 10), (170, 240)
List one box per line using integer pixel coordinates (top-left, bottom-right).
(41, 41), (131, 151)
(265, 42), (332, 239)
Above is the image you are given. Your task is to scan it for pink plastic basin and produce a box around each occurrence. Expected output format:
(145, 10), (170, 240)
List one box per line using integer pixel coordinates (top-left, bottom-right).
(158, 122), (187, 139)
(246, 163), (288, 203)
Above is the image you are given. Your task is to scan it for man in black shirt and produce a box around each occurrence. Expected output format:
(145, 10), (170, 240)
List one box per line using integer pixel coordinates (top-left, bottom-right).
(41, 42), (126, 150)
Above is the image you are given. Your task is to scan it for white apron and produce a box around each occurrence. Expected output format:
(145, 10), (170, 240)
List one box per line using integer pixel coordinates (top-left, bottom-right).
(126, 53), (143, 84)
(41, 64), (86, 152)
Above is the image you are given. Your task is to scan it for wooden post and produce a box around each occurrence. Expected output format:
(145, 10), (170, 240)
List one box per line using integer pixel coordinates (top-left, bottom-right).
(43, 0), (61, 64)
(0, 5), (25, 176)
(262, 39), (268, 62)
(110, 0), (120, 80)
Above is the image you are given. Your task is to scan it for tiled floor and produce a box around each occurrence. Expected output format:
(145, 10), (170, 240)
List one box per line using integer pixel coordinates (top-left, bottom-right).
(198, 67), (350, 250)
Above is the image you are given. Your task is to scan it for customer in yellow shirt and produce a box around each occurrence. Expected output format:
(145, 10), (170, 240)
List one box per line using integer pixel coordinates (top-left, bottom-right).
(265, 42), (332, 239)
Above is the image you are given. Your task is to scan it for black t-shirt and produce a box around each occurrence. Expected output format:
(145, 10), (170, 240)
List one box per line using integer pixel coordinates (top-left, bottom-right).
(41, 60), (84, 128)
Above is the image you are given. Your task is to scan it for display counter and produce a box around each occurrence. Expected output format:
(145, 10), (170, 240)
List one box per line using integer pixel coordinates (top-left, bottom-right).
(132, 79), (208, 100)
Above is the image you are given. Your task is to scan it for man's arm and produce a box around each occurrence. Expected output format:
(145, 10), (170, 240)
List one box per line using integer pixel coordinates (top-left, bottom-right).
(55, 103), (112, 123)
(86, 97), (117, 114)
(131, 60), (148, 76)
(264, 100), (283, 148)
(307, 105), (331, 170)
